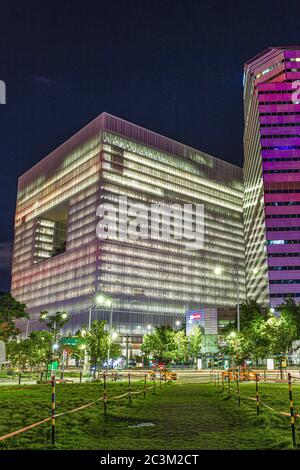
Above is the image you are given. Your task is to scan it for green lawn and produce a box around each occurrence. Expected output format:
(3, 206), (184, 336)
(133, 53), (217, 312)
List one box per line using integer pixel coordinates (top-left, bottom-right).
(0, 380), (299, 450)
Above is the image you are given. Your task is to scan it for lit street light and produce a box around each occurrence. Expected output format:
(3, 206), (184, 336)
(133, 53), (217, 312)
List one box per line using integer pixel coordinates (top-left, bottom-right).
(214, 266), (223, 276)
(88, 293), (112, 331)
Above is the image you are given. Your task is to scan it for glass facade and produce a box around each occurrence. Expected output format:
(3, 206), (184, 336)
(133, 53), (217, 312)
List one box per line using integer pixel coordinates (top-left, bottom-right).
(11, 113), (245, 333)
(243, 47), (300, 307)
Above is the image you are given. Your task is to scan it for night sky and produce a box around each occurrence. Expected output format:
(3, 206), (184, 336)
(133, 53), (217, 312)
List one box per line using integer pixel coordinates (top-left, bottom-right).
(1, 0), (300, 291)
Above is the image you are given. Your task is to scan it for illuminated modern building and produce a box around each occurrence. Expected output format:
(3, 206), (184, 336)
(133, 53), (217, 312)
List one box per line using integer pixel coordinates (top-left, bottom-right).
(185, 307), (239, 354)
(11, 113), (245, 335)
(243, 47), (300, 307)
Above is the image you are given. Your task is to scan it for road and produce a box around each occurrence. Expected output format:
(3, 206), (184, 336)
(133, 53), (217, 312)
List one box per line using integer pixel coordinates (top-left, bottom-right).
(1, 368), (299, 386)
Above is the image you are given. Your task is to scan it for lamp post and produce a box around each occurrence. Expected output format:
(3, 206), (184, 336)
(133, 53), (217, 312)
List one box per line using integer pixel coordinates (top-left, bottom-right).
(105, 297), (114, 373)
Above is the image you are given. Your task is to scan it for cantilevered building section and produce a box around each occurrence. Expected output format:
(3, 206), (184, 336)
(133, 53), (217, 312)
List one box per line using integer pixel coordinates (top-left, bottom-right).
(243, 47), (300, 307)
(11, 113), (245, 333)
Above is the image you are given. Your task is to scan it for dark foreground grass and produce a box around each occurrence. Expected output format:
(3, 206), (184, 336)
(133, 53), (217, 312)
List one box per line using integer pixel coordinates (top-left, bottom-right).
(0, 380), (299, 450)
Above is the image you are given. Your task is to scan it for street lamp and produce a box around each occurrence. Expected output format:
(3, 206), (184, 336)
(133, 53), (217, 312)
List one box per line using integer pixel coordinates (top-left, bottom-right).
(88, 293), (112, 330)
(105, 297), (114, 373)
(175, 320), (181, 328)
(214, 266), (223, 276)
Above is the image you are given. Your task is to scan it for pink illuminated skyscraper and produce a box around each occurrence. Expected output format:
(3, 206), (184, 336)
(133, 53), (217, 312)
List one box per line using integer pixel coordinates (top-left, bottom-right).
(243, 47), (300, 307)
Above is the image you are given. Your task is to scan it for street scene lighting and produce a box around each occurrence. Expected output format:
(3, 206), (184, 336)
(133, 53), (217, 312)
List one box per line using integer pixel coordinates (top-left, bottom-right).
(95, 293), (106, 306)
(89, 293), (114, 331)
(214, 266), (223, 276)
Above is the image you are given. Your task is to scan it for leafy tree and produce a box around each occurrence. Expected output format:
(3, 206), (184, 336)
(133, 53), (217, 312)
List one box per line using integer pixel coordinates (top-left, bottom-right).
(6, 331), (53, 372)
(65, 343), (86, 366)
(238, 299), (271, 363)
(220, 321), (236, 337)
(188, 325), (202, 365)
(221, 298), (300, 366)
(108, 341), (122, 362)
(173, 330), (188, 364)
(266, 312), (297, 357)
(219, 332), (252, 366)
(6, 340), (30, 371)
(0, 292), (29, 342)
(39, 311), (69, 342)
(277, 297), (300, 339)
(26, 330), (53, 371)
(240, 298), (268, 330)
(141, 325), (187, 364)
(84, 320), (120, 366)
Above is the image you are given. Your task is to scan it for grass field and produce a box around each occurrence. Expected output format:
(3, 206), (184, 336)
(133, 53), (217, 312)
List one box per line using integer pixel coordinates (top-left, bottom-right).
(0, 379), (299, 450)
